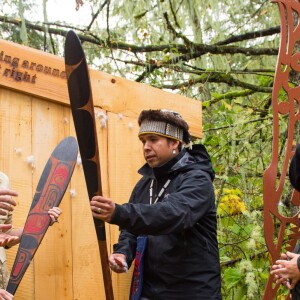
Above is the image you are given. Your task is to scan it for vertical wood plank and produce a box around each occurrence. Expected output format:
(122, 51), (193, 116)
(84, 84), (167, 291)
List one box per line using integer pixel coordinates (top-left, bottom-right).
(30, 99), (73, 300)
(107, 112), (145, 300)
(71, 107), (109, 300)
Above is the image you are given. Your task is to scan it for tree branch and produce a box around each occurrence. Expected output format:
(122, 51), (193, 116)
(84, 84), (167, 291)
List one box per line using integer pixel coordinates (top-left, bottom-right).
(216, 27), (280, 46)
(220, 250), (268, 267)
(0, 15), (278, 57)
(203, 117), (271, 132)
(161, 73), (273, 93)
(163, 12), (193, 47)
(86, 0), (108, 32)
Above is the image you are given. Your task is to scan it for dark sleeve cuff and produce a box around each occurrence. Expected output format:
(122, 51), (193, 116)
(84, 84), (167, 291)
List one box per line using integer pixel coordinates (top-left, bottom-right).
(110, 203), (121, 224)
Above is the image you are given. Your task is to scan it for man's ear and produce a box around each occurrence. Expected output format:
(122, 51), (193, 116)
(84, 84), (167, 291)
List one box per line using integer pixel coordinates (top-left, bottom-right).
(172, 140), (180, 150)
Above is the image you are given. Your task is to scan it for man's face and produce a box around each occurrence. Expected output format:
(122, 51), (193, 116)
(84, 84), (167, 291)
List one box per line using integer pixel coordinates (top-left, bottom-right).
(139, 134), (179, 168)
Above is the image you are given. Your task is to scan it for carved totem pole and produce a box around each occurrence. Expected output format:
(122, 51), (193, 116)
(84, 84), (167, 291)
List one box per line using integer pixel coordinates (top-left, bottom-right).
(263, 0), (300, 298)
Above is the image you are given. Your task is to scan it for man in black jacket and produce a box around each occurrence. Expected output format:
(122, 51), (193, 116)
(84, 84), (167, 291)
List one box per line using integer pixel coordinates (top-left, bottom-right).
(90, 109), (222, 300)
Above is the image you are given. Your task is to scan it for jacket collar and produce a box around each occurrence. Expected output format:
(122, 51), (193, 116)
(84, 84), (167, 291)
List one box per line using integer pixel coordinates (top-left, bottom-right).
(138, 148), (186, 179)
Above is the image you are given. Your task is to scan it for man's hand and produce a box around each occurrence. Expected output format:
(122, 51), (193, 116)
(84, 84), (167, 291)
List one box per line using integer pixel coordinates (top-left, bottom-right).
(0, 189), (17, 215)
(0, 288), (13, 299)
(109, 253), (128, 273)
(90, 196), (116, 222)
(271, 251), (300, 289)
(0, 224), (18, 248)
(48, 207), (62, 225)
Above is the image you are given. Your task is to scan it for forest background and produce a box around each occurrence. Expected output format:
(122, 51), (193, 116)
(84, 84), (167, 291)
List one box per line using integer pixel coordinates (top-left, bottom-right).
(0, 0), (293, 299)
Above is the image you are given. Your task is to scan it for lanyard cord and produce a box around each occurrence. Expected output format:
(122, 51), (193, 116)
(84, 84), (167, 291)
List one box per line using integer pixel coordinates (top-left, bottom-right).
(149, 178), (171, 205)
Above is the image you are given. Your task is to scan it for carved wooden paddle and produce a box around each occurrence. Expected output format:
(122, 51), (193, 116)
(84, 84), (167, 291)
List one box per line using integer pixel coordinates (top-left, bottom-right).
(64, 30), (114, 300)
(6, 136), (78, 295)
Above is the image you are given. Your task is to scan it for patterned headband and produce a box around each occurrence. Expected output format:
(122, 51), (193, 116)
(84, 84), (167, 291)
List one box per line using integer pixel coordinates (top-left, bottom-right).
(138, 120), (184, 142)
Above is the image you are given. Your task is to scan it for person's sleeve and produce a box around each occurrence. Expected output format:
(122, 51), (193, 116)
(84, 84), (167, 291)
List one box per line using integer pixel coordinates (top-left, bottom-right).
(113, 229), (137, 268)
(111, 184), (141, 267)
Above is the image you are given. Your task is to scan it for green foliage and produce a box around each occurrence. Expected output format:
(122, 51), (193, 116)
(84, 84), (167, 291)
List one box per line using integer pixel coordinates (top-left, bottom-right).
(223, 267), (242, 290)
(218, 209), (269, 299)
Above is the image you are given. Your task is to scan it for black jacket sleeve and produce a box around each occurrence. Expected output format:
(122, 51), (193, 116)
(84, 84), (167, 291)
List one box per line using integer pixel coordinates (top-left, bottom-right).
(112, 229), (137, 268)
(110, 169), (215, 236)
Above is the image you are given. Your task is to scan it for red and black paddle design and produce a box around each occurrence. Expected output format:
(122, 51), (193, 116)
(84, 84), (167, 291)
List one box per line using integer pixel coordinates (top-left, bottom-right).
(64, 30), (114, 300)
(6, 136), (78, 295)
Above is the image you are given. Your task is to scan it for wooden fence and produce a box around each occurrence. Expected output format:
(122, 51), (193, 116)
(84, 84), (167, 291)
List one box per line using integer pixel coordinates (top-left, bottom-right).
(0, 39), (202, 299)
